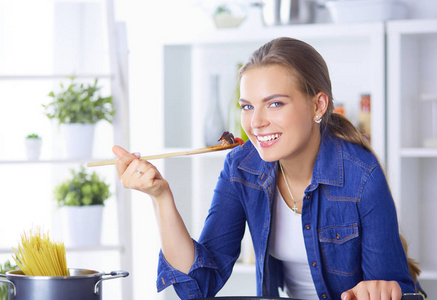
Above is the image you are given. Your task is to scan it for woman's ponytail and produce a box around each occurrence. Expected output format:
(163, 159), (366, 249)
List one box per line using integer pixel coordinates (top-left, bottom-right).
(325, 113), (372, 153)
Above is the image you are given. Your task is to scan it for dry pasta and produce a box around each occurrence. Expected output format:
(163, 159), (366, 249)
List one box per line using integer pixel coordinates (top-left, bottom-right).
(12, 227), (69, 276)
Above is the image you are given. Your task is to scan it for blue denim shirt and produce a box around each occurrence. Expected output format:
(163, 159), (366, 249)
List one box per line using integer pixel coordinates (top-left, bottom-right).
(156, 130), (415, 299)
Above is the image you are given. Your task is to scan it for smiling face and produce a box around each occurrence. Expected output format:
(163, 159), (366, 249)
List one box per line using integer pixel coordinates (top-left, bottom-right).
(239, 64), (322, 162)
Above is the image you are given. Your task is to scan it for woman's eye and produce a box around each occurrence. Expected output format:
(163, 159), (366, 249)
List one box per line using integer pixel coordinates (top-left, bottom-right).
(241, 104), (253, 111)
(269, 102), (283, 108)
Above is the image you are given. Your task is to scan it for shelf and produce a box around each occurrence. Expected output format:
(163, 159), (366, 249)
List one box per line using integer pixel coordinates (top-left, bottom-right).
(0, 74), (114, 80)
(0, 1), (133, 298)
(421, 94), (437, 101)
(400, 148), (437, 157)
(0, 245), (123, 254)
(387, 18), (437, 298)
(66, 245), (124, 252)
(0, 158), (109, 165)
(420, 270), (437, 280)
(163, 22), (385, 45)
(386, 19), (437, 35)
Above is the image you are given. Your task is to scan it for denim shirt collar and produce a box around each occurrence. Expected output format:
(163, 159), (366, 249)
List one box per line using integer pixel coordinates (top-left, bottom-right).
(312, 130), (344, 188)
(237, 130), (344, 191)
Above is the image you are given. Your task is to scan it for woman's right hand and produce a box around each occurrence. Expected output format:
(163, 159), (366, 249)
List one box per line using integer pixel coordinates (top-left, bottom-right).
(112, 145), (171, 200)
(113, 145), (195, 273)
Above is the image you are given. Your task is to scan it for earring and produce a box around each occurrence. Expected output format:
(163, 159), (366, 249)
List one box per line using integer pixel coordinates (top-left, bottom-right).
(315, 116), (322, 124)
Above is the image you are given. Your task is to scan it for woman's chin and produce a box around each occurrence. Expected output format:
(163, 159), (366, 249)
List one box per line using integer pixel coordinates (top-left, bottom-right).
(258, 152), (280, 162)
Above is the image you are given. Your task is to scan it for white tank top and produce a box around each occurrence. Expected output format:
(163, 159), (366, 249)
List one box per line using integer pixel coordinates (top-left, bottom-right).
(269, 187), (318, 299)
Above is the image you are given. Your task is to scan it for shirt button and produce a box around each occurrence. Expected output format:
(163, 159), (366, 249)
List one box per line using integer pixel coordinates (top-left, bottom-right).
(321, 294), (327, 299)
(305, 195), (310, 199)
(305, 225), (311, 230)
(312, 262), (317, 267)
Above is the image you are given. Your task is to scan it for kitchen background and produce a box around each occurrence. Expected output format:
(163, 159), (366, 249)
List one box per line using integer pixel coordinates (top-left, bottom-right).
(0, 0), (436, 299)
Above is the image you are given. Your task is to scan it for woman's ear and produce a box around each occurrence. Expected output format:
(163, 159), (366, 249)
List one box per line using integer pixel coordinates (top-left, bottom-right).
(313, 92), (329, 123)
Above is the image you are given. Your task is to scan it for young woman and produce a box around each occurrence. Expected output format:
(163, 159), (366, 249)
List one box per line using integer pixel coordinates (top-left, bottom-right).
(113, 37), (416, 300)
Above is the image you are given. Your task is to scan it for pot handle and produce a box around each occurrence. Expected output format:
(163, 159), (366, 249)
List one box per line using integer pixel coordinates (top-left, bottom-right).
(94, 270), (129, 294)
(0, 274), (16, 296)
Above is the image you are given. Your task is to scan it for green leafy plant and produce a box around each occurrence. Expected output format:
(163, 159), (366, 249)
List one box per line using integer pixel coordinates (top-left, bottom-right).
(214, 5), (231, 16)
(25, 133), (41, 139)
(0, 260), (19, 300)
(43, 76), (115, 124)
(53, 165), (111, 207)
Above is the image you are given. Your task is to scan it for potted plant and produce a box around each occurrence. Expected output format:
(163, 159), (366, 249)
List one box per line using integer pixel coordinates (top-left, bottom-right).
(0, 260), (18, 300)
(53, 165), (111, 247)
(213, 4), (246, 28)
(43, 76), (115, 159)
(24, 133), (42, 160)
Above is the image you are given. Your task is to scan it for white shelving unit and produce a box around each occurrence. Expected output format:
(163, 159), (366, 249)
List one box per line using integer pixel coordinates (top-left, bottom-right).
(387, 19), (437, 298)
(161, 22), (386, 298)
(0, 1), (133, 299)
(163, 22), (387, 161)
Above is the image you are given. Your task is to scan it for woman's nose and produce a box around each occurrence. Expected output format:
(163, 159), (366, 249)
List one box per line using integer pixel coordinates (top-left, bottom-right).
(251, 109), (269, 129)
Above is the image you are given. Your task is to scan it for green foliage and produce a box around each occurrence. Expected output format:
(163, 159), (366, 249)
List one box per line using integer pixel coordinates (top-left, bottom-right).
(0, 260), (18, 274)
(43, 76), (115, 124)
(25, 133), (41, 139)
(0, 260), (19, 300)
(53, 165), (111, 207)
(231, 62), (249, 142)
(214, 5), (231, 16)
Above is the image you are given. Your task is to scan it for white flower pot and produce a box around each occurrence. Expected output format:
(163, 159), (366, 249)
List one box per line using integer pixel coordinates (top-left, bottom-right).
(60, 123), (95, 159)
(24, 138), (42, 160)
(61, 205), (104, 247)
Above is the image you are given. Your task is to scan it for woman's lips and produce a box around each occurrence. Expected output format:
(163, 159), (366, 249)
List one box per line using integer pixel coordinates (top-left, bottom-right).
(256, 133), (281, 147)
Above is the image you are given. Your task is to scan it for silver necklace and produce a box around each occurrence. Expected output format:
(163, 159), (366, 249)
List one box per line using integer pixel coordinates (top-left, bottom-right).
(279, 162), (305, 214)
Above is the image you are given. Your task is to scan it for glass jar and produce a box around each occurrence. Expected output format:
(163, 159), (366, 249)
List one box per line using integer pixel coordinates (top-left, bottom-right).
(422, 94), (437, 148)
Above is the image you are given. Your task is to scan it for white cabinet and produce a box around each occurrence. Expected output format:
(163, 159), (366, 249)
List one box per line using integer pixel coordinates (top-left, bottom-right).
(387, 19), (437, 298)
(161, 22), (386, 298)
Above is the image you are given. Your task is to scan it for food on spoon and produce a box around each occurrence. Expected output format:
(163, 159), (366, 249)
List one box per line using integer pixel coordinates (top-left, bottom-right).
(218, 131), (245, 147)
(235, 137), (245, 145)
(219, 131), (235, 145)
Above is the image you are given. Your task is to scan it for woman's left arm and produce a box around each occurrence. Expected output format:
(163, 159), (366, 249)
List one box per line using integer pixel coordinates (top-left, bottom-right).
(342, 164), (415, 299)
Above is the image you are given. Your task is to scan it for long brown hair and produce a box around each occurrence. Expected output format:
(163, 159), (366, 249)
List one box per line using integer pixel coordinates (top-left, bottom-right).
(240, 36), (421, 284)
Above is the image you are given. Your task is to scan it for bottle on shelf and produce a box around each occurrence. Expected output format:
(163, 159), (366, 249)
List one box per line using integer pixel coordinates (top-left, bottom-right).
(421, 94), (437, 148)
(204, 74), (226, 147)
(333, 102), (346, 116)
(241, 2), (265, 29)
(358, 93), (371, 143)
(228, 63), (249, 142)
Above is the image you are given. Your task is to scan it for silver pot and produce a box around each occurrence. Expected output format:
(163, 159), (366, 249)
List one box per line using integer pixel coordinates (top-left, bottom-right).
(263, 0), (316, 25)
(0, 268), (129, 300)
